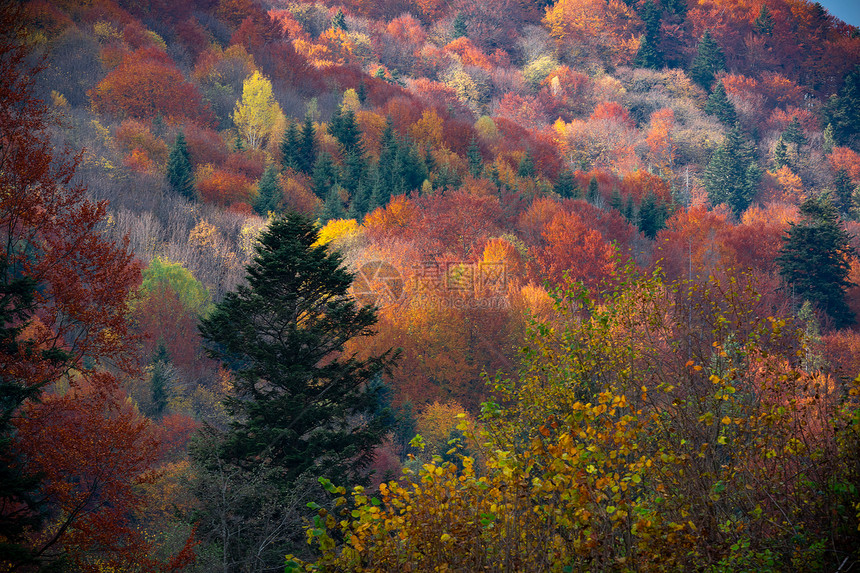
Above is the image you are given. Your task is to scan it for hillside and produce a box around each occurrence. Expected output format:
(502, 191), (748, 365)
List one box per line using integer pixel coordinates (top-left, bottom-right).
(3, 0), (860, 570)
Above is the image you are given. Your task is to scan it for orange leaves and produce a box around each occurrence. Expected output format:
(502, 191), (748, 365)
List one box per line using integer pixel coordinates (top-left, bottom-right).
(533, 210), (619, 294)
(544, 0), (640, 66)
(364, 195), (416, 239)
(829, 146), (860, 183)
(90, 47), (213, 125)
(645, 108), (676, 174)
(196, 167), (254, 206)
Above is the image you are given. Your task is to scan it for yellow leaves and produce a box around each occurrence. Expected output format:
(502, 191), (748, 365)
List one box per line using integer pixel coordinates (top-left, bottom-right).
(721, 415), (732, 425)
(233, 71), (283, 149)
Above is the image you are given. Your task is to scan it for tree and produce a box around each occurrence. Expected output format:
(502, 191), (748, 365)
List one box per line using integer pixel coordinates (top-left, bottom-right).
(704, 81), (736, 125)
(777, 194), (856, 329)
(166, 131), (196, 201)
(452, 12), (468, 38)
(633, 0), (663, 69)
(197, 213), (398, 486)
(823, 65), (860, 149)
(280, 119), (300, 171)
(233, 70), (283, 149)
(331, 8), (348, 31)
(296, 114), (318, 174)
(254, 165), (282, 216)
(689, 30), (725, 90)
(704, 124), (760, 216)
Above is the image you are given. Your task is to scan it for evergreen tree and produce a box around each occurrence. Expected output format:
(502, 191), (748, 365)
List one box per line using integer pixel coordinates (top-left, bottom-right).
(754, 5), (774, 35)
(254, 165), (282, 216)
(452, 12), (467, 39)
(704, 81), (736, 125)
(320, 186), (347, 223)
(662, 0), (687, 18)
(624, 195), (635, 221)
(773, 137), (789, 169)
(296, 114), (317, 174)
(634, 0), (663, 69)
(356, 82), (367, 105)
(638, 191), (668, 239)
(823, 123), (836, 155)
(609, 188), (623, 212)
(280, 120), (300, 171)
(167, 131), (196, 201)
(467, 137), (483, 177)
(554, 169), (577, 199)
(703, 124), (760, 216)
(823, 65), (860, 149)
(197, 213), (398, 486)
(349, 178), (372, 220)
(517, 149), (536, 178)
(0, 261), (47, 568)
(776, 194), (856, 329)
(341, 148), (366, 197)
(587, 176), (600, 203)
(149, 342), (171, 419)
(689, 30), (725, 91)
(329, 107), (362, 155)
(331, 8), (347, 31)
(833, 168), (853, 213)
(312, 151), (337, 199)
(782, 116), (807, 159)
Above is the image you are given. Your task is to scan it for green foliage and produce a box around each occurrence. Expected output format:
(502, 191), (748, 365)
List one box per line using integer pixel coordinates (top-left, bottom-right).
(517, 149), (535, 178)
(823, 65), (860, 149)
(197, 212), (398, 487)
(754, 5), (774, 35)
(254, 165), (282, 216)
(139, 256), (210, 316)
(554, 168), (578, 199)
(704, 81), (736, 125)
(467, 136), (483, 177)
(777, 194), (856, 329)
(689, 30), (725, 91)
(320, 185), (347, 223)
(452, 12), (467, 39)
(166, 131), (195, 201)
(312, 151), (337, 199)
(331, 8), (347, 32)
(297, 114), (318, 175)
(704, 124), (760, 216)
(773, 137), (789, 169)
(281, 120), (300, 171)
(638, 191), (669, 238)
(328, 106), (362, 155)
(634, 0), (663, 69)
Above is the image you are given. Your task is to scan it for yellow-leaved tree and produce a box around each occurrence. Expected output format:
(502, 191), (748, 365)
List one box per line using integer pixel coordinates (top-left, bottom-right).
(233, 70), (283, 149)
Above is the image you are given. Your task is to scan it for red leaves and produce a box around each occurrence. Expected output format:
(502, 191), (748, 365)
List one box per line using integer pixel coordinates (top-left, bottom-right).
(90, 47), (214, 125)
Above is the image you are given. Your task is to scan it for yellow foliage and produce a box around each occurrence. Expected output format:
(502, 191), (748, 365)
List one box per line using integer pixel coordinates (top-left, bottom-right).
(314, 218), (361, 247)
(233, 71), (284, 149)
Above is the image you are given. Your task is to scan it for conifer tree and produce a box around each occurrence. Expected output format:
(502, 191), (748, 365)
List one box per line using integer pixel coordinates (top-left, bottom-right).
(197, 212), (397, 485)
(297, 114), (317, 174)
(312, 151), (337, 199)
(704, 81), (736, 125)
(148, 342), (171, 419)
(634, 0), (663, 69)
(554, 169), (577, 198)
(777, 194), (855, 328)
(704, 124), (760, 215)
(331, 8), (347, 31)
(467, 137), (483, 177)
(452, 12), (467, 38)
(638, 191), (668, 238)
(167, 131), (195, 201)
(689, 30), (725, 91)
(280, 120), (300, 171)
(823, 65), (860, 148)
(254, 165), (282, 216)
(754, 5), (774, 35)
(321, 186), (347, 223)
(587, 176), (600, 203)
(773, 137), (789, 169)
(517, 149), (536, 178)
(833, 168), (853, 213)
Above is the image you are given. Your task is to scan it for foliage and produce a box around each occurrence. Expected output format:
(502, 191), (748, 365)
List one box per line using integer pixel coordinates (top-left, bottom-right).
(233, 70), (284, 150)
(704, 124), (760, 216)
(167, 131), (196, 201)
(777, 194), (856, 329)
(292, 269), (860, 572)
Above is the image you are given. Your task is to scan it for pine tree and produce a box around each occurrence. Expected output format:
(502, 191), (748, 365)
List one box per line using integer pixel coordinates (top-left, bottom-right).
(634, 0), (663, 69)
(782, 116), (807, 162)
(331, 8), (347, 31)
(638, 191), (668, 239)
(320, 186), (347, 223)
(452, 12), (467, 39)
(704, 81), (736, 125)
(704, 124), (760, 216)
(754, 5), (774, 35)
(554, 169), (577, 198)
(609, 188), (623, 212)
(834, 168), (853, 213)
(689, 30), (725, 91)
(587, 175), (600, 203)
(149, 342), (171, 419)
(197, 213), (397, 485)
(776, 194), (856, 329)
(167, 131), (196, 201)
(312, 151), (337, 199)
(773, 137), (789, 169)
(254, 165), (282, 216)
(467, 136), (483, 177)
(280, 120), (300, 171)
(517, 149), (536, 178)
(823, 65), (860, 148)
(349, 178), (372, 220)
(356, 82), (367, 105)
(296, 114), (317, 174)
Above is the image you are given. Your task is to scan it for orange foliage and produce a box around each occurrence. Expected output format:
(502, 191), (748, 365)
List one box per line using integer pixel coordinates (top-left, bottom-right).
(654, 205), (737, 281)
(544, 0), (640, 66)
(482, 237), (526, 286)
(769, 165), (806, 205)
(645, 108), (676, 174)
(386, 13), (427, 45)
(408, 108), (445, 151)
(114, 119), (168, 173)
(621, 170), (672, 204)
(444, 37), (493, 70)
(495, 93), (547, 131)
(364, 195), (417, 239)
(197, 168), (254, 206)
(90, 47), (212, 124)
(829, 146), (860, 183)
(281, 175), (320, 216)
(184, 124), (227, 167)
(532, 210), (619, 294)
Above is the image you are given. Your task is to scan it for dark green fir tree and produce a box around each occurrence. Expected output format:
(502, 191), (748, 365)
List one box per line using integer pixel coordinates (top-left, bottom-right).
(467, 136), (483, 177)
(254, 165), (282, 216)
(776, 194), (856, 329)
(167, 131), (196, 201)
(704, 81), (736, 125)
(703, 124), (760, 216)
(312, 151), (337, 199)
(822, 65), (860, 149)
(587, 175), (600, 203)
(280, 120), (300, 171)
(197, 212), (398, 484)
(320, 186), (347, 223)
(689, 30), (725, 91)
(331, 8), (347, 31)
(773, 137), (789, 169)
(554, 169), (578, 199)
(297, 114), (318, 174)
(452, 12), (468, 39)
(633, 0), (663, 69)
(754, 5), (774, 35)
(517, 149), (536, 178)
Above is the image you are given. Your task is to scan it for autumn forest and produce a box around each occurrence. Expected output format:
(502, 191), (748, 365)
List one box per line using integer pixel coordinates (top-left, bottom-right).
(3, 0), (860, 570)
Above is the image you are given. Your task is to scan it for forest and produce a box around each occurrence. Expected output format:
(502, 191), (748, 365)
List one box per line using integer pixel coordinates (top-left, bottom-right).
(2, 0), (860, 570)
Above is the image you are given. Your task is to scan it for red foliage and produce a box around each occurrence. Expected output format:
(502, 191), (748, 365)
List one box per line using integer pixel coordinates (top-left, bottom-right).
(154, 413), (201, 463)
(90, 47), (214, 125)
(589, 101), (634, 128)
(444, 37), (493, 70)
(408, 190), (506, 259)
(225, 149), (267, 180)
(653, 205), (736, 281)
(829, 146), (860, 183)
(386, 13), (427, 46)
(197, 168), (254, 206)
(620, 170), (672, 204)
(494, 92), (547, 131)
(134, 286), (207, 379)
(184, 123), (227, 167)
